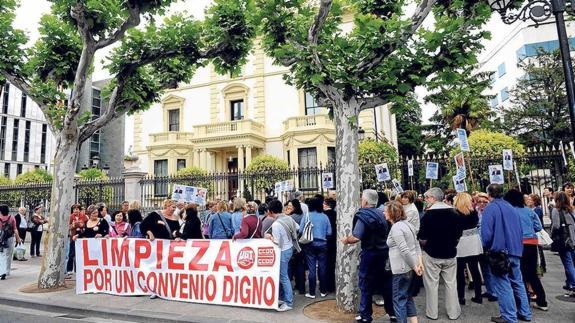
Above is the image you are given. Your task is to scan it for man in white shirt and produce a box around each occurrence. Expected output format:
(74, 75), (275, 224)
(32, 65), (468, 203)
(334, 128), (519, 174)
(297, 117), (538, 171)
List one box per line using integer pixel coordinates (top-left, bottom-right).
(265, 199), (299, 312)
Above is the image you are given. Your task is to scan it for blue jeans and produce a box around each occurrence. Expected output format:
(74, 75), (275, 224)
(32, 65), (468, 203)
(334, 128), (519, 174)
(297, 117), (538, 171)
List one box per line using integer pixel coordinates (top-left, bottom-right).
(358, 249), (388, 322)
(304, 244), (328, 296)
(480, 254), (496, 296)
(559, 248), (575, 289)
(279, 248), (294, 307)
(393, 272), (417, 323)
(490, 255), (531, 323)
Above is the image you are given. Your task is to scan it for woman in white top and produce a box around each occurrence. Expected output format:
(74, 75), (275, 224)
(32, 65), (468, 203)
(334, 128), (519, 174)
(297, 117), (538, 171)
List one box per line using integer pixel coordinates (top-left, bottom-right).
(30, 205), (47, 258)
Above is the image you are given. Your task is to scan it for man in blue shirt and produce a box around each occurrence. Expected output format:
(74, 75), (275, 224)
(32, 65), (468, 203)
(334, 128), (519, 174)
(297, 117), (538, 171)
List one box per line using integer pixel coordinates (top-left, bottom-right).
(481, 184), (531, 323)
(342, 189), (393, 323)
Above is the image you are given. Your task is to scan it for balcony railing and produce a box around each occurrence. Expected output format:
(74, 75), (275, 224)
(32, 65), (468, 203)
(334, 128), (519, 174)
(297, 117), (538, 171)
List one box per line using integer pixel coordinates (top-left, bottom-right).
(194, 119), (265, 137)
(283, 114), (333, 132)
(149, 132), (194, 144)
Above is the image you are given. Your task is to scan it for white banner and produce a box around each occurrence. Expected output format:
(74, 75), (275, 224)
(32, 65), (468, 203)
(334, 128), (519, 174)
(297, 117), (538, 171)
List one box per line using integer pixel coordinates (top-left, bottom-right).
(76, 238), (280, 310)
(172, 184), (208, 206)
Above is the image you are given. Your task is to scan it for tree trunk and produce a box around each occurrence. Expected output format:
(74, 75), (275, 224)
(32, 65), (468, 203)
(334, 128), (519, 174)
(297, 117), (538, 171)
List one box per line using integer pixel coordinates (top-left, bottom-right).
(37, 130), (80, 288)
(333, 98), (361, 312)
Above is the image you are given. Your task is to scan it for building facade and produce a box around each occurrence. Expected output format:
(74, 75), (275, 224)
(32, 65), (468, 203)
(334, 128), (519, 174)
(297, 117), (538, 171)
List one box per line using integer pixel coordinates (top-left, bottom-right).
(129, 41), (398, 183)
(477, 17), (575, 110)
(0, 82), (55, 179)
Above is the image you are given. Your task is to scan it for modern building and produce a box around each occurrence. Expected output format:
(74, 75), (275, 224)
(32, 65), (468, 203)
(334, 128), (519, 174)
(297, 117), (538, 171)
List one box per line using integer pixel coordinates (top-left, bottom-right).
(127, 40), (398, 190)
(0, 82), (55, 179)
(476, 16), (575, 110)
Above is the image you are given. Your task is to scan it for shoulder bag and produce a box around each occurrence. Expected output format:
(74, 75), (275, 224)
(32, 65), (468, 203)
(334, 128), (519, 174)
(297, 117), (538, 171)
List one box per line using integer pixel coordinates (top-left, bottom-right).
(157, 211), (174, 240)
(216, 213), (232, 239)
(298, 213), (314, 245)
(486, 203), (511, 276)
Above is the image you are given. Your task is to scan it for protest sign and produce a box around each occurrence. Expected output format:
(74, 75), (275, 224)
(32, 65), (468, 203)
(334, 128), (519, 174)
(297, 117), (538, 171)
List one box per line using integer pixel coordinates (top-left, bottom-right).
(503, 149), (513, 171)
(172, 185), (208, 206)
(489, 165), (504, 184)
(274, 180), (294, 193)
(425, 162), (439, 180)
(453, 176), (467, 193)
(392, 179), (404, 193)
(454, 152), (466, 179)
(322, 173), (334, 189)
(407, 159), (414, 177)
(375, 163), (391, 182)
(457, 129), (470, 152)
(76, 238), (280, 310)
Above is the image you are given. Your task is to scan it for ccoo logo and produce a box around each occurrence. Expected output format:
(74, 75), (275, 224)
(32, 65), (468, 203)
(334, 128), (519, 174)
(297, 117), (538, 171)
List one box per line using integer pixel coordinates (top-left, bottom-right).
(237, 247), (255, 270)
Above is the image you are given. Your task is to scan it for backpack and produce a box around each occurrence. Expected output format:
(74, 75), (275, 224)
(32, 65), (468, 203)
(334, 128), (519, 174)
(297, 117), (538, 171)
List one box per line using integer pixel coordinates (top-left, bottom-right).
(0, 215), (15, 249)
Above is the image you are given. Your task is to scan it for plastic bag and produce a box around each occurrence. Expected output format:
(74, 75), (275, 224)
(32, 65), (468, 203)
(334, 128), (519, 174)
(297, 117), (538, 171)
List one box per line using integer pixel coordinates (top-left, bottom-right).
(14, 242), (26, 260)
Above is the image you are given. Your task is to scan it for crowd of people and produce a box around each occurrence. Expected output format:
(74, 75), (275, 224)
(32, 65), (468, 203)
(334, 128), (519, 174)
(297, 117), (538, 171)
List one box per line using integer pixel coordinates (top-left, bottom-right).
(0, 182), (574, 322)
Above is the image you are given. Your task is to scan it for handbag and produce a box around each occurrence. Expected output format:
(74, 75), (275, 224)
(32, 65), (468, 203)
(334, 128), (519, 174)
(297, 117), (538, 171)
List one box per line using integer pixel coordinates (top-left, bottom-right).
(487, 204), (511, 276)
(537, 229), (553, 246)
(216, 213), (232, 239)
(551, 210), (575, 251)
(298, 214), (313, 245)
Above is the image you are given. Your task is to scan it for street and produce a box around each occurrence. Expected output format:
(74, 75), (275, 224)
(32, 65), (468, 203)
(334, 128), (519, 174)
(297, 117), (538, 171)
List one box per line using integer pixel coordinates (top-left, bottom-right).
(0, 304), (133, 323)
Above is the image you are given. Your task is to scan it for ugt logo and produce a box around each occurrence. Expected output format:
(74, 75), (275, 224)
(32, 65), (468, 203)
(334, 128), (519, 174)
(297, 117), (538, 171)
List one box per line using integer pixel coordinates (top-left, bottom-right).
(237, 247), (255, 270)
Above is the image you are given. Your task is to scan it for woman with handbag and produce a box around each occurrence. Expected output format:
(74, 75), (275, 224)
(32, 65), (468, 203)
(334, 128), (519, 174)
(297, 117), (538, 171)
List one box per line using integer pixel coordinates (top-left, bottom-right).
(551, 191), (575, 297)
(30, 205), (47, 258)
(504, 189), (548, 311)
(385, 200), (423, 323)
(208, 201), (233, 239)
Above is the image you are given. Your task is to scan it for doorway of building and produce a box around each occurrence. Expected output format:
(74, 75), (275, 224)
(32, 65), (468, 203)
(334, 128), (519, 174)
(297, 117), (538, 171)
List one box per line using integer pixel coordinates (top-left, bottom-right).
(228, 158), (238, 200)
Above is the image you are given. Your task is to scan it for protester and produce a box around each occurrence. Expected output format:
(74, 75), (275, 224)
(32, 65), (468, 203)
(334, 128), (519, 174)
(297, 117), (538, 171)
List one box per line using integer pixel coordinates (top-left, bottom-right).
(481, 184), (531, 323)
(526, 193), (547, 273)
(67, 204), (88, 273)
(400, 191), (420, 233)
(14, 207), (27, 245)
(503, 189), (548, 311)
(300, 197), (332, 299)
(260, 202), (276, 236)
(121, 200), (130, 216)
(30, 205), (47, 258)
(141, 199), (180, 240)
(201, 201), (216, 239)
(543, 187), (555, 216)
(128, 208), (144, 238)
(284, 199), (306, 295)
(72, 205), (110, 239)
(231, 197), (246, 235)
(176, 204), (203, 240)
(208, 200), (233, 239)
(377, 191), (389, 211)
(323, 197), (337, 294)
(293, 191), (309, 217)
(453, 192), (483, 305)
(342, 189), (394, 323)
(418, 187), (462, 321)
(98, 205), (111, 224)
(551, 191), (575, 297)
(233, 202), (262, 240)
(385, 200), (422, 323)
(265, 199), (299, 312)
(110, 211), (132, 238)
(0, 204), (21, 280)
(474, 192), (497, 301)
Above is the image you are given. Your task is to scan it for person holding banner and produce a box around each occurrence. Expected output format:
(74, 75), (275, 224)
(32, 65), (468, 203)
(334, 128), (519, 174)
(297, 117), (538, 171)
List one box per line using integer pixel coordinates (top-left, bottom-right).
(265, 199), (300, 312)
(176, 204), (203, 240)
(140, 200), (180, 241)
(109, 211), (132, 238)
(208, 201), (233, 239)
(72, 205), (110, 240)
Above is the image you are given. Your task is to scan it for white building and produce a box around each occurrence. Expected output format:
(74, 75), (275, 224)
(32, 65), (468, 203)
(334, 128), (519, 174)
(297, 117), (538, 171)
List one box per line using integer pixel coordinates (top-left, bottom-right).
(0, 82), (55, 178)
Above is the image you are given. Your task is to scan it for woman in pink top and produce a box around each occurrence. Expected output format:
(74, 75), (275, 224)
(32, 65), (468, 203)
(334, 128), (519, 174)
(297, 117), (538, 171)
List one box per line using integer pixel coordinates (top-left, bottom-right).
(110, 211), (131, 238)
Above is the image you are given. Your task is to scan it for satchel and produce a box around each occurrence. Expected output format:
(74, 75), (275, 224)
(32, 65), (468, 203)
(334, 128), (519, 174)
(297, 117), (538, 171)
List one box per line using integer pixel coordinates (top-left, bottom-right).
(298, 214), (313, 245)
(486, 250), (511, 276)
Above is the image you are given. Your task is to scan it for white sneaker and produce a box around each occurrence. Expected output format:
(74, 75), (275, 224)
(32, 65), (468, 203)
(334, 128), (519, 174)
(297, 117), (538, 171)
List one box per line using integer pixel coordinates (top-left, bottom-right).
(278, 300), (286, 306)
(355, 315), (363, 321)
(305, 293), (316, 299)
(149, 294), (158, 299)
(320, 293), (327, 298)
(374, 299), (385, 306)
(276, 303), (293, 312)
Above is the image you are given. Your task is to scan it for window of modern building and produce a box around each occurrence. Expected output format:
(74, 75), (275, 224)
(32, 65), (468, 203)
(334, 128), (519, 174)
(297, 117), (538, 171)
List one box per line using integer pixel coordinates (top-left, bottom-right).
(23, 121), (30, 162)
(40, 124), (47, 164)
(500, 87), (510, 102)
(168, 109), (180, 131)
(20, 94), (26, 117)
(3, 163), (9, 177)
(497, 63), (506, 78)
(2, 83), (9, 114)
(154, 159), (169, 196)
(516, 38), (575, 60)
(298, 147), (318, 189)
(16, 164), (22, 175)
(177, 159), (186, 171)
(230, 100), (244, 121)
(490, 96), (499, 108)
(305, 92), (323, 115)
(92, 88), (101, 118)
(328, 147), (336, 167)
(0, 117), (6, 160)
(11, 119), (19, 160)
(90, 131), (100, 159)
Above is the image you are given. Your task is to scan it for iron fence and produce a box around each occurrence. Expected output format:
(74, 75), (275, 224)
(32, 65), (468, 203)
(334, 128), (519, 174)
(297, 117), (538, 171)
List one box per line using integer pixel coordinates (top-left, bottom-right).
(74, 177), (126, 212)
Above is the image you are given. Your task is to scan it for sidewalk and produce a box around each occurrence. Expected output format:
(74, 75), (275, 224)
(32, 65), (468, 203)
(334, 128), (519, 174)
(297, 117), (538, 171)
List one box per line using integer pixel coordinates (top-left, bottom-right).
(0, 248), (574, 322)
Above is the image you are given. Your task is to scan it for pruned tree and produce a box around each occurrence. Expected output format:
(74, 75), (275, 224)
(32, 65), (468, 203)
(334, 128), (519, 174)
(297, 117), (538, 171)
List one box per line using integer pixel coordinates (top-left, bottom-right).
(257, 0), (491, 311)
(0, 0), (254, 288)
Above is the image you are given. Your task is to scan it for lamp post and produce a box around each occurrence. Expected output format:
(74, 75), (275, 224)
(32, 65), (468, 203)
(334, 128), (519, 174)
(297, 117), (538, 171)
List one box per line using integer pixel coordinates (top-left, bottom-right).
(358, 127), (366, 141)
(487, 0), (575, 143)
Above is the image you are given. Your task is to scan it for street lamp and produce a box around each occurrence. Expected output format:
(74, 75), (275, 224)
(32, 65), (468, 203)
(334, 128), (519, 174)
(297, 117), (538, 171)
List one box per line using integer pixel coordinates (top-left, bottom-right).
(487, 0), (575, 143)
(90, 155), (110, 175)
(358, 127), (366, 141)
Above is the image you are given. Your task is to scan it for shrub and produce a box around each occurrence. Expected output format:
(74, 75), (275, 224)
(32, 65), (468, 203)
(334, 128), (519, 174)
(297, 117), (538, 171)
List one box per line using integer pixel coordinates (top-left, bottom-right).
(245, 155), (289, 192)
